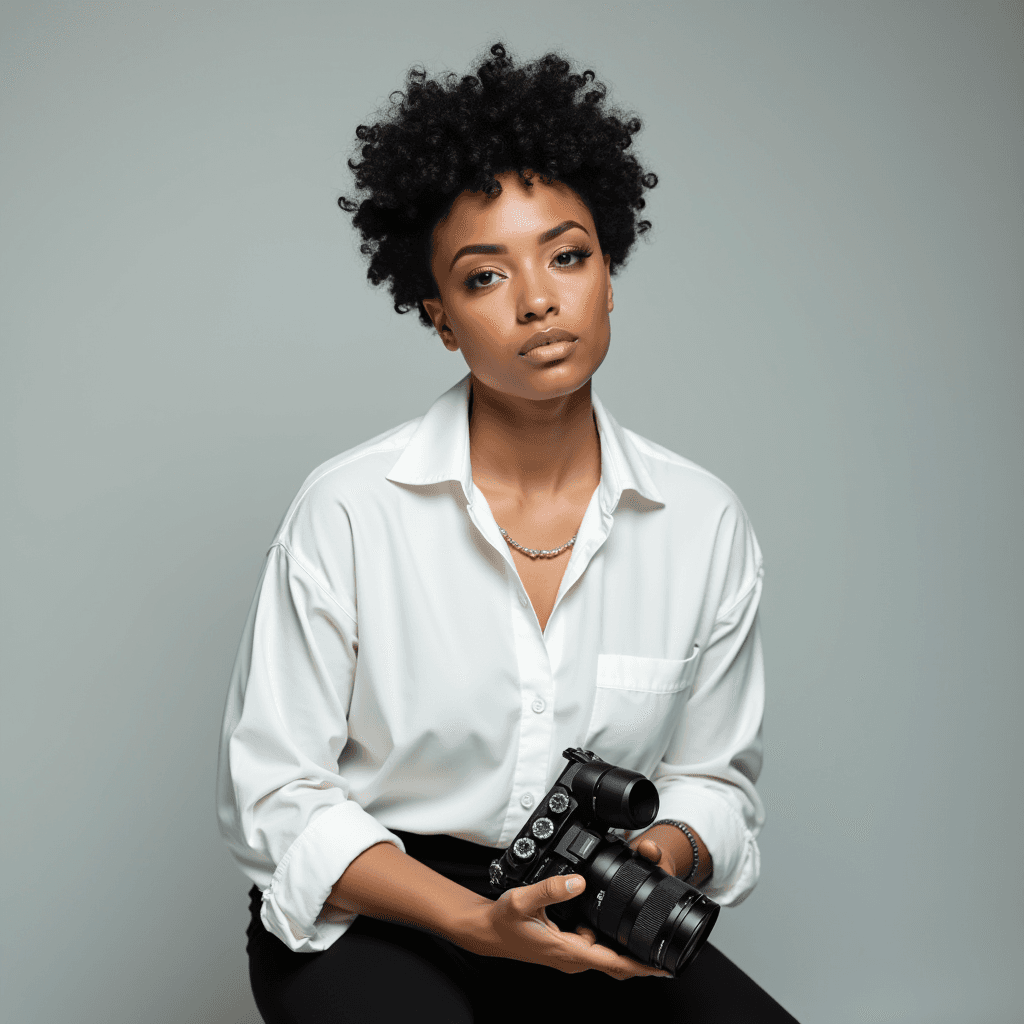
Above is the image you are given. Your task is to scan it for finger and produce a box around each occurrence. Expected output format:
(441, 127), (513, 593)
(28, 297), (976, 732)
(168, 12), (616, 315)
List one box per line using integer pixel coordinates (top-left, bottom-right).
(554, 932), (667, 980)
(582, 946), (668, 980)
(559, 931), (597, 954)
(592, 944), (670, 980)
(634, 838), (663, 865)
(604, 957), (672, 981)
(573, 925), (598, 945)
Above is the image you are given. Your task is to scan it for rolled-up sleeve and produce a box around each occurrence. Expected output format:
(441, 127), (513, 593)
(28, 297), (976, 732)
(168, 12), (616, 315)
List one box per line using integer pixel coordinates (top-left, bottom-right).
(215, 542), (404, 952)
(634, 503), (766, 906)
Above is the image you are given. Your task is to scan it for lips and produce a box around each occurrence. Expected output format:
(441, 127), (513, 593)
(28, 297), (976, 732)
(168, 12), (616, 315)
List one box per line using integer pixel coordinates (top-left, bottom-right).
(519, 327), (579, 355)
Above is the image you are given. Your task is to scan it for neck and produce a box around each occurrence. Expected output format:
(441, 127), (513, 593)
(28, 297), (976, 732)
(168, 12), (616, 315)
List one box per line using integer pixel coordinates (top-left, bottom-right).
(468, 375), (601, 501)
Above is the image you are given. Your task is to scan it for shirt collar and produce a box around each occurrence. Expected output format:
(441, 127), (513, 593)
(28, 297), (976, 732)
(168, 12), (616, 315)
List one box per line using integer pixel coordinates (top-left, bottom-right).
(386, 374), (665, 512)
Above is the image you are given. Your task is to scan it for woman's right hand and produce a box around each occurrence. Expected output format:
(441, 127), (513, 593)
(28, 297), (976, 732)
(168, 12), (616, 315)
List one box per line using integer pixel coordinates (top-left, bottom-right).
(454, 874), (671, 981)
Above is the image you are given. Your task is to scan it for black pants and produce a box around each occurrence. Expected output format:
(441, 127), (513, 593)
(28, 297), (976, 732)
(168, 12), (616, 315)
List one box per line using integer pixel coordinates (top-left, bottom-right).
(247, 832), (798, 1024)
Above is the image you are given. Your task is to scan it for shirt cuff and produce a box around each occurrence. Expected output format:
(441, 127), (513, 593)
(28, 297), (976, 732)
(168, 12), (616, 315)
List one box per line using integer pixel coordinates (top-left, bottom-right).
(635, 786), (760, 906)
(259, 801), (406, 952)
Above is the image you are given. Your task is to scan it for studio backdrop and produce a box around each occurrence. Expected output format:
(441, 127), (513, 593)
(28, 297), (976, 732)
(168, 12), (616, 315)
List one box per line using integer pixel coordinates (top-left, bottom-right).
(2, 3), (1022, 1022)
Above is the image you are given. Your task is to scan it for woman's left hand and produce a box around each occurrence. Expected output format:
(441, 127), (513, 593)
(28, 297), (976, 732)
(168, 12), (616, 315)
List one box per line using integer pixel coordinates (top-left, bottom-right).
(628, 822), (714, 887)
(627, 824), (689, 878)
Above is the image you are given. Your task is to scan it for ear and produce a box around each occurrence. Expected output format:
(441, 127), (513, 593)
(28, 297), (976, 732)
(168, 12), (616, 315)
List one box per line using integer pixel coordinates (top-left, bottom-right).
(421, 296), (459, 351)
(604, 253), (614, 313)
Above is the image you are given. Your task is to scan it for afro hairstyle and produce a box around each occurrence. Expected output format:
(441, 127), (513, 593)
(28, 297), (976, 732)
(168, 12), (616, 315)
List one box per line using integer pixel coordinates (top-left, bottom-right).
(338, 42), (658, 327)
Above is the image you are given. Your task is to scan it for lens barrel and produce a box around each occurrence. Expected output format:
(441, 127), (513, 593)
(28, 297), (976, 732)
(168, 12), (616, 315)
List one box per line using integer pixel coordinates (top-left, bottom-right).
(585, 843), (719, 975)
(629, 873), (719, 973)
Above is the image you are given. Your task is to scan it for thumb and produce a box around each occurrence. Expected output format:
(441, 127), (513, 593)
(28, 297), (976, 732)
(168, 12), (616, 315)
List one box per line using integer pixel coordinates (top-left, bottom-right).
(515, 874), (586, 916)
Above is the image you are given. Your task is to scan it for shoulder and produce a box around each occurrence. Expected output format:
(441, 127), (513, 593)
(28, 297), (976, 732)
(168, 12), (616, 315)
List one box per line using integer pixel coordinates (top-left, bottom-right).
(272, 416), (422, 547)
(624, 426), (753, 527)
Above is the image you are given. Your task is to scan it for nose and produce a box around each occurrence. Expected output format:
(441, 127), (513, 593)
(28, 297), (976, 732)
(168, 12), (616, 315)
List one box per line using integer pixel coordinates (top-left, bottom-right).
(516, 263), (558, 322)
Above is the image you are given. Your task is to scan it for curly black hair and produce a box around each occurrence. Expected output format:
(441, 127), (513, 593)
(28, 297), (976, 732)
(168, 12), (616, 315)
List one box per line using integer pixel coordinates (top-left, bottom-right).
(339, 43), (658, 327)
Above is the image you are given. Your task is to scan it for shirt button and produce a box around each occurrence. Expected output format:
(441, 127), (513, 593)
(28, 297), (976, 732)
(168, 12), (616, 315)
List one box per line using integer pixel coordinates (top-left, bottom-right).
(520, 793), (534, 809)
(531, 698), (545, 714)
(518, 593), (529, 608)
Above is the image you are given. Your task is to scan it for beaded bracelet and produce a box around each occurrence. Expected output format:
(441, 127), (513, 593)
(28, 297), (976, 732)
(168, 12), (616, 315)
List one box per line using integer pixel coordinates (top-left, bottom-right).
(651, 819), (700, 882)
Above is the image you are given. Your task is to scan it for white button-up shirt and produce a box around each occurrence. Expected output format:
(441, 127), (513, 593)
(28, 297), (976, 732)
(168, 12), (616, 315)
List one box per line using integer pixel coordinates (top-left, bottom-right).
(216, 374), (766, 952)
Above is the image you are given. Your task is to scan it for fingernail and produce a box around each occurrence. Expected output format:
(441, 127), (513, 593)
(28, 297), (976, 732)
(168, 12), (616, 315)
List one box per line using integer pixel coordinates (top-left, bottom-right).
(566, 877), (584, 893)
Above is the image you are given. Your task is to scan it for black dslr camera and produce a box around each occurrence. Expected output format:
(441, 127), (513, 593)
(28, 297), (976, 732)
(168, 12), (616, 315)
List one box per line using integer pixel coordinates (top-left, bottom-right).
(488, 748), (720, 976)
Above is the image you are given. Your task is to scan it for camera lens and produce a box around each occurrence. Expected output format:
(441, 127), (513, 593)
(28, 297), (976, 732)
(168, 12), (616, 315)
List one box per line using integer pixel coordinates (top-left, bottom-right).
(663, 897), (718, 973)
(584, 843), (719, 975)
(631, 873), (719, 974)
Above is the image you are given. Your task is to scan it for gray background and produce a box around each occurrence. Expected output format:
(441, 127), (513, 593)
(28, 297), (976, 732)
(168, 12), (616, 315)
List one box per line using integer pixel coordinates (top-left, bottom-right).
(2, 2), (1021, 1022)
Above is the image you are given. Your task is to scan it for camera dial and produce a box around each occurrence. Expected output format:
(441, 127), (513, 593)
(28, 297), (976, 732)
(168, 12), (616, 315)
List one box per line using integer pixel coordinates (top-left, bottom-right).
(531, 817), (555, 840)
(548, 792), (570, 814)
(512, 837), (536, 861)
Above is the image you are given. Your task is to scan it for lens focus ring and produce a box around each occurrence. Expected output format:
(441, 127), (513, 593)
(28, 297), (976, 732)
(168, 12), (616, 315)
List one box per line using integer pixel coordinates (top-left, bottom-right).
(597, 858), (649, 937)
(627, 876), (688, 966)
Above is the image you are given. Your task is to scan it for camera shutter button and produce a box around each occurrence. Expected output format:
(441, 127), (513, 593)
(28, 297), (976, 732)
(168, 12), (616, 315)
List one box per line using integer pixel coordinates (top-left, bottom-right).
(531, 698), (545, 713)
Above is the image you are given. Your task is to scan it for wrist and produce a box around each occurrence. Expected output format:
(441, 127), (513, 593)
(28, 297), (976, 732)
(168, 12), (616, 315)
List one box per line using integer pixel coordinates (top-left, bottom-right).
(443, 892), (502, 954)
(650, 819), (699, 881)
(645, 820), (711, 886)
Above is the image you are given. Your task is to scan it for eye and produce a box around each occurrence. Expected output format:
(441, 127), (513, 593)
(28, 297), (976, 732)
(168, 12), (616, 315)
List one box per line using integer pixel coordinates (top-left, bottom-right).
(552, 246), (593, 269)
(465, 269), (506, 290)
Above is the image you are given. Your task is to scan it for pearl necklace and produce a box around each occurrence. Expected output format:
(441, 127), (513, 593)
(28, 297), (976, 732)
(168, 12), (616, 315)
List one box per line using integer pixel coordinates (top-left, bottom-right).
(498, 526), (577, 559)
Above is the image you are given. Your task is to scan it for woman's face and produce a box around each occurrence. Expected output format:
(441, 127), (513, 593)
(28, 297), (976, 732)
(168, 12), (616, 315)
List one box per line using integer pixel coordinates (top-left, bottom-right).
(422, 171), (613, 404)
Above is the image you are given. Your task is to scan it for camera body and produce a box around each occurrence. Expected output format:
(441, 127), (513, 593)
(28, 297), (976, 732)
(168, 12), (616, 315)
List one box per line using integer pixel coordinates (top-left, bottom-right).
(488, 747), (720, 976)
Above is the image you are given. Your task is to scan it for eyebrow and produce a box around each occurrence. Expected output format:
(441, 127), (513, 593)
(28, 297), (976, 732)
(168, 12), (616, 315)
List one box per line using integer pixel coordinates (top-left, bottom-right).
(448, 220), (590, 271)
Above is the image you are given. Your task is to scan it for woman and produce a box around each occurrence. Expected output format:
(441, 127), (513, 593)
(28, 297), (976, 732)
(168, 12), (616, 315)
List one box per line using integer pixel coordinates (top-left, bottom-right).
(217, 44), (795, 1023)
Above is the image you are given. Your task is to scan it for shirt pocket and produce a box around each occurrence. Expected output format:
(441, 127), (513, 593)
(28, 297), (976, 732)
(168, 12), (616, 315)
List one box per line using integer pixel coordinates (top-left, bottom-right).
(583, 649), (700, 776)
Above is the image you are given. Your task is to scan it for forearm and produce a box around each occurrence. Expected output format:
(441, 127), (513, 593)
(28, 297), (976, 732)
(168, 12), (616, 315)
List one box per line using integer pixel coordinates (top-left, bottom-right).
(325, 840), (492, 943)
